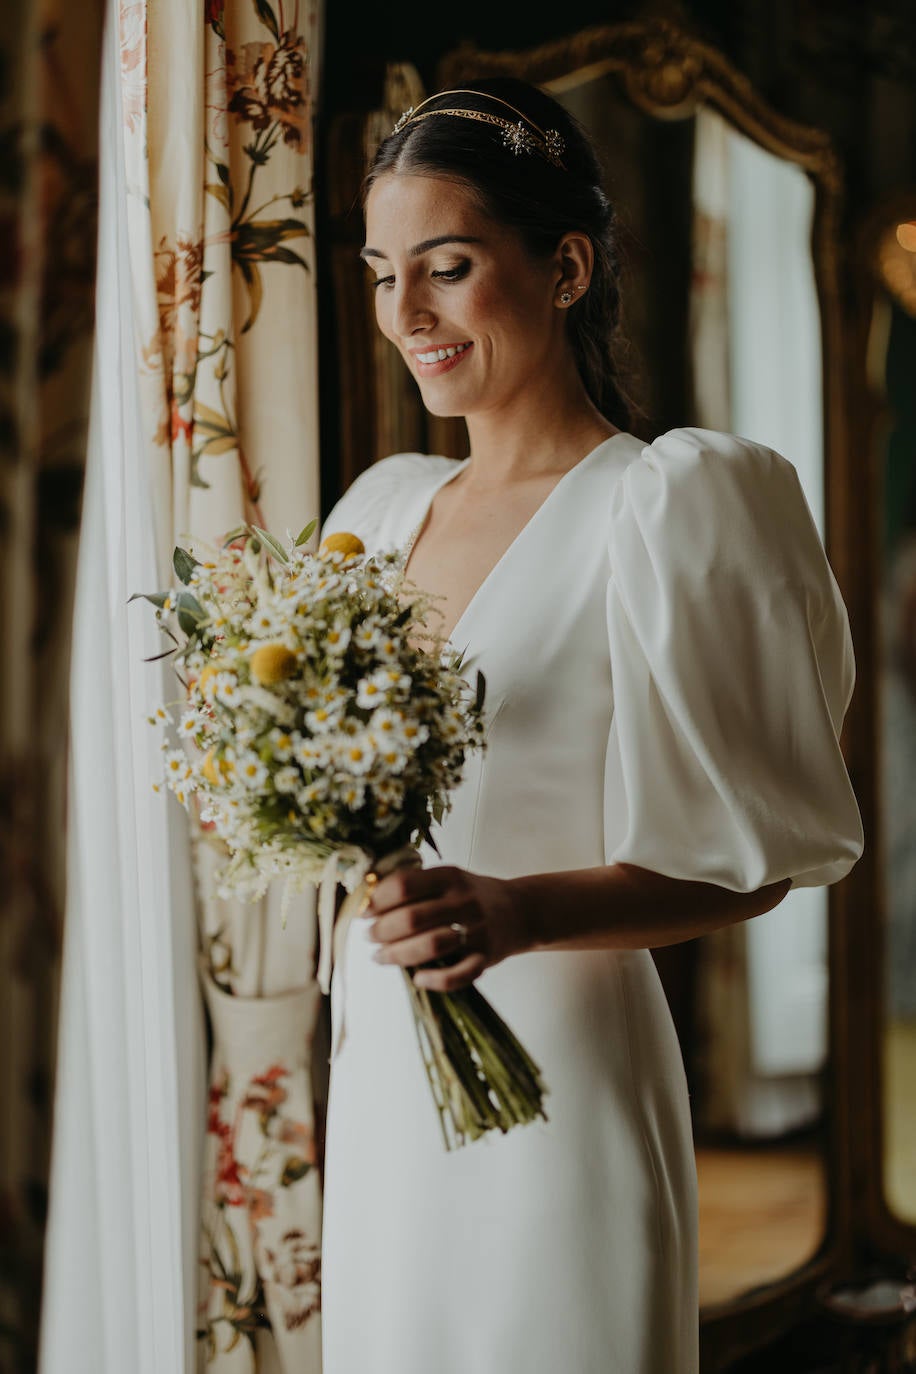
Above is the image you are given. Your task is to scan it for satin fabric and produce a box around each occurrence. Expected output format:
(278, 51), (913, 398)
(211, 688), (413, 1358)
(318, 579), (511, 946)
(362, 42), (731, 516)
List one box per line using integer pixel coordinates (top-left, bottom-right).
(317, 427), (863, 1374)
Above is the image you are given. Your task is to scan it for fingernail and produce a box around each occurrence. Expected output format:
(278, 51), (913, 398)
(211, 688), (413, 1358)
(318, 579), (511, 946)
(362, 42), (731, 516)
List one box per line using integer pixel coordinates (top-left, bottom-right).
(372, 949), (385, 963)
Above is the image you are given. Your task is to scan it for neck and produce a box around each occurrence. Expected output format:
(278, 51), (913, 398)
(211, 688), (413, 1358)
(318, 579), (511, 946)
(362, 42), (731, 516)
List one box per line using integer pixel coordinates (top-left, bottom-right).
(460, 352), (620, 485)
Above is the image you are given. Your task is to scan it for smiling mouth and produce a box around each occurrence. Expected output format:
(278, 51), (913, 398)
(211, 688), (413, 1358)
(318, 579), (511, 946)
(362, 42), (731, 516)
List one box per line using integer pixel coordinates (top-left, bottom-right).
(412, 341), (473, 376)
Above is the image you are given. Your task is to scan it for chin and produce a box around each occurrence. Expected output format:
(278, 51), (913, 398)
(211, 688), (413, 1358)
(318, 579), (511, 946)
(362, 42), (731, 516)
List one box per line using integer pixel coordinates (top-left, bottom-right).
(419, 396), (469, 419)
(415, 383), (474, 419)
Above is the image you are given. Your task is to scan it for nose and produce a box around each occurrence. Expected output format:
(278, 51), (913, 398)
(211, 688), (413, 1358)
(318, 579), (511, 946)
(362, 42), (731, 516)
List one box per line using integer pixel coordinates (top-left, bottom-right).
(390, 277), (436, 341)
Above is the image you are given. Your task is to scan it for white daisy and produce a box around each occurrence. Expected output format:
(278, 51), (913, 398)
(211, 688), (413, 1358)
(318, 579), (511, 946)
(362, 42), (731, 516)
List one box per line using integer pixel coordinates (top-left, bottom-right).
(374, 742), (409, 775)
(374, 667), (412, 693)
(213, 672), (240, 707)
(274, 765), (300, 793)
(238, 754), (269, 790)
(400, 719), (429, 748)
(305, 705), (343, 734)
(325, 624), (352, 655)
(296, 779), (329, 807)
(269, 728), (296, 762)
(178, 709), (201, 738)
(355, 676), (387, 710)
(368, 706), (403, 740)
(247, 604), (284, 637)
(300, 681), (325, 708)
(334, 732), (376, 775)
(353, 622), (381, 651)
(337, 778), (366, 810)
(295, 735), (333, 768)
(376, 635), (401, 662)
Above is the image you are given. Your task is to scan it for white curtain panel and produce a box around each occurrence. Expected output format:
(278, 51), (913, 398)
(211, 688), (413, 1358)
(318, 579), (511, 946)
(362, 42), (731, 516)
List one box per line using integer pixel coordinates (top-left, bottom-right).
(39, 11), (206, 1371)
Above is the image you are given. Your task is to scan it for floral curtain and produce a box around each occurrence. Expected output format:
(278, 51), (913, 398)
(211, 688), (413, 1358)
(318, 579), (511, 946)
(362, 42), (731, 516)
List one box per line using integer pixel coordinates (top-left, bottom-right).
(119, 1), (325, 1367)
(0, 1), (104, 1368)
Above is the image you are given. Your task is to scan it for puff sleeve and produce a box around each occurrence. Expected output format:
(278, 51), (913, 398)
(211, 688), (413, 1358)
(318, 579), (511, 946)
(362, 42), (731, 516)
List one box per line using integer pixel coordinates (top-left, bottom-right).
(319, 452), (458, 550)
(603, 427), (864, 891)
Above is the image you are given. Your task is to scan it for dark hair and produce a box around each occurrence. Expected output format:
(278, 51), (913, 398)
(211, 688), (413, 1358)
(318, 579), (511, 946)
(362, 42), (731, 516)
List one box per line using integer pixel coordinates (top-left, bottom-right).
(362, 77), (638, 432)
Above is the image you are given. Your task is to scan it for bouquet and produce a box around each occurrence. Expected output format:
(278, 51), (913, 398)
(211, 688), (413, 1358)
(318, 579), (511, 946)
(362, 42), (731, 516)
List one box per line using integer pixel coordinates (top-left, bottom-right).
(134, 518), (549, 1150)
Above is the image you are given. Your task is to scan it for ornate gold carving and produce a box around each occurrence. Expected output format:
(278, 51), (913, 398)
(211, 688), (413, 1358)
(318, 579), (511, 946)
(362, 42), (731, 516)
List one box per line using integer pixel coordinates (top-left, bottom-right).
(441, 20), (842, 194)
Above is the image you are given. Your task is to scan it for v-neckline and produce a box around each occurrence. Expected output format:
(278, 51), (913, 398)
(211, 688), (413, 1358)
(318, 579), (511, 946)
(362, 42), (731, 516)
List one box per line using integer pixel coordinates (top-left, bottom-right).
(402, 431), (634, 650)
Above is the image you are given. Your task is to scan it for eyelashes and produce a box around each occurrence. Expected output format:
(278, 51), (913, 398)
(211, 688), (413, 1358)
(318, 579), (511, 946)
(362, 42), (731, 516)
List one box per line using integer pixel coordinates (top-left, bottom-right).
(432, 262), (471, 283)
(370, 261), (471, 291)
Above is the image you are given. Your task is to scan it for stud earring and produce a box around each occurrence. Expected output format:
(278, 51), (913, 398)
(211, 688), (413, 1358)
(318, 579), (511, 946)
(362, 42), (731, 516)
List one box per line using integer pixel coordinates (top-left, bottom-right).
(560, 289), (573, 304)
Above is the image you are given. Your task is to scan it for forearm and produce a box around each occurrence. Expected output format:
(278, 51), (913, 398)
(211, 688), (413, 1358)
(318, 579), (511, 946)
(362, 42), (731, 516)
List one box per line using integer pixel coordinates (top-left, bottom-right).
(508, 862), (792, 953)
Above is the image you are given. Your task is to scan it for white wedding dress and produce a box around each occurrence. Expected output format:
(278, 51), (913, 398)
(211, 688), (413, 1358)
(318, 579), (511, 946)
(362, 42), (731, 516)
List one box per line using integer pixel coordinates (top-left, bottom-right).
(317, 426), (864, 1374)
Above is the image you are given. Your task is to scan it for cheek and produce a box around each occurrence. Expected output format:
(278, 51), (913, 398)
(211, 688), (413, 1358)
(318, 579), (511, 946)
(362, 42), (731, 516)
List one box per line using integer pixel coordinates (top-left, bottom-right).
(465, 270), (546, 342)
(373, 290), (394, 337)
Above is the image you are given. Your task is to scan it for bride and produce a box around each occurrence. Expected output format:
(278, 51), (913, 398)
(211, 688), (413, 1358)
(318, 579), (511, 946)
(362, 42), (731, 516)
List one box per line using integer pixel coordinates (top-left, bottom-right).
(317, 77), (864, 1373)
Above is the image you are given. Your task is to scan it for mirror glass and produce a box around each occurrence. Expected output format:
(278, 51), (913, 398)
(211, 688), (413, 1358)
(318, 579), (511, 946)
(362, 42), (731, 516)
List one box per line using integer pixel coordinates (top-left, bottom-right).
(557, 72), (831, 1307)
(873, 213), (916, 1225)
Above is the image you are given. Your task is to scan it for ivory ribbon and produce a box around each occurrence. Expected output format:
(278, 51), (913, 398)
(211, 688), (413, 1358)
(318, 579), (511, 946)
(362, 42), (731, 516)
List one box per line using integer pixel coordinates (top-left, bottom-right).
(316, 842), (422, 1062)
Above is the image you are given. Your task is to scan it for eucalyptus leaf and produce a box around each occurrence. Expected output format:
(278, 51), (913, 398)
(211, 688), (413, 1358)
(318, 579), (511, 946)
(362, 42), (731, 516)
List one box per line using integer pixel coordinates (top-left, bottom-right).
(221, 525), (247, 547)
(248, 524), (289, 563)
(173, 545), (200, 585)
(142, 646), (178, 663)
(176, 590), (208, 636)
(475, 668), (487, 713)
(127, 590), (170, 609)
(419, 822), (442, 858)
(295, 518), (318, 547)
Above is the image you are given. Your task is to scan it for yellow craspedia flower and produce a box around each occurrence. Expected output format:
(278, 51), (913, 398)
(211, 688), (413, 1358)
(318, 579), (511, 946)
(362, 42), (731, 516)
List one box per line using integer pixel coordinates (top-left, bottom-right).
(319, 531), (365, 560)
(202, 748), (221, 786)
(250, 642), (298, 685)
(197, 664), (220, 695)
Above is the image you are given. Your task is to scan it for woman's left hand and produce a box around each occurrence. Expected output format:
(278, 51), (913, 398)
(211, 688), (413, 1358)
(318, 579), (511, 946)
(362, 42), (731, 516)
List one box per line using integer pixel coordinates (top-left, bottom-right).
(362, 863), (531, 993)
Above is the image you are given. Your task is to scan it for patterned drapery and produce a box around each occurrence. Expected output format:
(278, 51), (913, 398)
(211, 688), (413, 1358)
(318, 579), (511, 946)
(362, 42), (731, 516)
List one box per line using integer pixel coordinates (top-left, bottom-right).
(118, 1), (325, 1367)
(0, 2), (104, 1368)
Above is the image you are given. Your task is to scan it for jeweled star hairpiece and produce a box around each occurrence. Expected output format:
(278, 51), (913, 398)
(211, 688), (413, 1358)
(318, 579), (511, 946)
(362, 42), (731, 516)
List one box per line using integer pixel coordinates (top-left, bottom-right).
(392, 89), (567, 170)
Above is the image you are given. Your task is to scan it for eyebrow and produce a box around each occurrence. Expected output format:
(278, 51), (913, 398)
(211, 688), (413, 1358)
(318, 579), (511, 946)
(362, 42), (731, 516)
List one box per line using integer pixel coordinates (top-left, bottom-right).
(359, 235), (483, 261)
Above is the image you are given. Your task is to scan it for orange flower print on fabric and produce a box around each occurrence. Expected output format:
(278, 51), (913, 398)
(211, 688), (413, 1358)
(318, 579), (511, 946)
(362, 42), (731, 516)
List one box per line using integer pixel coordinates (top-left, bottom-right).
(261, 1229), (321, 1330)
(140, 234), (204, 447)
(154, 234), (204, 339)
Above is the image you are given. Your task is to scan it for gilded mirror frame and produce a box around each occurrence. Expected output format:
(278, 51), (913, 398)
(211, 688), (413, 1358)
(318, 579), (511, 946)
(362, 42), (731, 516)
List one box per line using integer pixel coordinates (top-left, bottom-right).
(324, 15), (876, 1369)
(848, 189), (916, 1263)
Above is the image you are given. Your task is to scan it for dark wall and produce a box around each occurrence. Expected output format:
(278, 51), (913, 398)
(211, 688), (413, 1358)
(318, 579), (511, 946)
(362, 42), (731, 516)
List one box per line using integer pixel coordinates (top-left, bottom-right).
(322, 0), (916, 212)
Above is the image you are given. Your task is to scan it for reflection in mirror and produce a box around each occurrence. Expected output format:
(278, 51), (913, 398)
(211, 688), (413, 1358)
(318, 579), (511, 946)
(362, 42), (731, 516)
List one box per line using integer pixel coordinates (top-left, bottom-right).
(558, 75), (831, 1306)
(873, 214), (916, 1225)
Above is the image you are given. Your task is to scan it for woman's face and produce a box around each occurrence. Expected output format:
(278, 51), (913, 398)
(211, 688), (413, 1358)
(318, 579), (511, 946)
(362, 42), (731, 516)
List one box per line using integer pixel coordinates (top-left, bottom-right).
(362, 173), (565, 419)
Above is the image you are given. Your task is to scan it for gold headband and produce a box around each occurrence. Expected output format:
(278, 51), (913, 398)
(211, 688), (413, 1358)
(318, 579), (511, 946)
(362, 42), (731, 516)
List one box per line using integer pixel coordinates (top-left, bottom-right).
(392, 89), (566, 170)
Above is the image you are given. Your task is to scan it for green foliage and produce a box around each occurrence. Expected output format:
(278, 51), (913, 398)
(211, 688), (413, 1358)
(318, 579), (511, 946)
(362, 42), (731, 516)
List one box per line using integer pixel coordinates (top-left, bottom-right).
(246, 523), (288, 564)
(173, 545), (200, 584)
